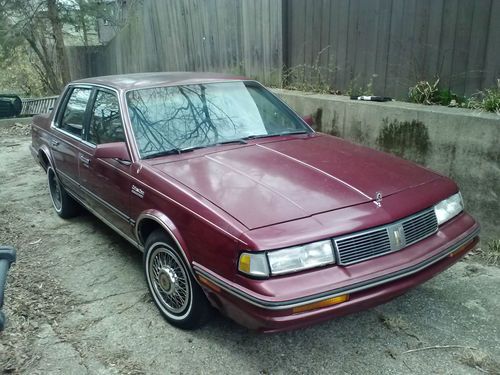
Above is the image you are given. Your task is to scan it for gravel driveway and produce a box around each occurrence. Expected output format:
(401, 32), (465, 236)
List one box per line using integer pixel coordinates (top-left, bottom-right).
(1, 121), (499, 374)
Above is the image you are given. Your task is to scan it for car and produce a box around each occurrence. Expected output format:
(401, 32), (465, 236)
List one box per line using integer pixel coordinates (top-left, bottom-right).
(30, 72), (480, 332)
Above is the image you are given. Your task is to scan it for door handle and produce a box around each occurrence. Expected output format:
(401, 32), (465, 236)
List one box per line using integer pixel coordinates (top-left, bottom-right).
(51, 140), (59, 147)
(79, 155), (90, 166)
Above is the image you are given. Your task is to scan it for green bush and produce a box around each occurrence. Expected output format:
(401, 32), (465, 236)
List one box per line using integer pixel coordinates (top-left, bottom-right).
(467, 80), (500, 114)
(408, 78), (464, 106)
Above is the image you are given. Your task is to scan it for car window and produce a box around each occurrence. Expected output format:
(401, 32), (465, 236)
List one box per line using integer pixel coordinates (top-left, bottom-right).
(247, 86), (303, 134)
(88, 90), (125, 144)
(60, 88), (92, 138)
(126, 82), (309, 158)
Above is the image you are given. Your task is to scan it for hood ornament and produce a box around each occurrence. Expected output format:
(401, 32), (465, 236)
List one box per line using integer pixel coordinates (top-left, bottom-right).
(374, 191), (383, 207)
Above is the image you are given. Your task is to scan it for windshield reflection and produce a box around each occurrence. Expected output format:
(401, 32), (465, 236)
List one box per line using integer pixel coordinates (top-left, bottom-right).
(126, 82), (309, 158)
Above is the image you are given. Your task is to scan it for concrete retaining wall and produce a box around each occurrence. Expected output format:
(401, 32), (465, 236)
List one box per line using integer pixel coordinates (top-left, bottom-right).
(273, 89), (500, 242)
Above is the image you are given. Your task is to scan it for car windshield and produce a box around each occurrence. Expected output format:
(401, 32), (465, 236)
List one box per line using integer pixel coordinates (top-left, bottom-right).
(126, 81), (311, 159)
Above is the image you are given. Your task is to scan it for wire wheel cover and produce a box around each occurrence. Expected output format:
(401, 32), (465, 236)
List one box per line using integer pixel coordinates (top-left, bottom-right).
(149, 246), (190, 314)
(48, 170), (62, 210)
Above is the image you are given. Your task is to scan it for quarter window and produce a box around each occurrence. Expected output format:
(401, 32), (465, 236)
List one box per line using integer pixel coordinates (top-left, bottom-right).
(60, 88), (92, 137)
(88, 90), (125, 144)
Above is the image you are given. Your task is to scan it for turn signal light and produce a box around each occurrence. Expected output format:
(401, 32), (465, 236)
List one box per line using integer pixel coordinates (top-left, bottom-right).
(292, 294), (349, 314)
(198, 275), (221, 292)
(449, 238), (477, 258)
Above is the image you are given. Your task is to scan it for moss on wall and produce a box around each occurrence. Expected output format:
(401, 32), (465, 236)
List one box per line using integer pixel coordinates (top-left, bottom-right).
(376, 118), (431, 165)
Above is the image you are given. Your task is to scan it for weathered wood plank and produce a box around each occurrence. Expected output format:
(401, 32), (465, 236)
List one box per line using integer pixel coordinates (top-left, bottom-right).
(438, 0), (459, 89)
(374, 0), (393, 94)
(482, 0), (500, 89)
(450, 0), (475, 95)
(465, 0), (492, 94)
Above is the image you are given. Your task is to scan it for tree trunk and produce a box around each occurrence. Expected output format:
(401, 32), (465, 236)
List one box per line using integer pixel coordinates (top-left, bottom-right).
(77, 0), (89, 46)
(46, 0), (71, 85)
(24, 32), (61, 94)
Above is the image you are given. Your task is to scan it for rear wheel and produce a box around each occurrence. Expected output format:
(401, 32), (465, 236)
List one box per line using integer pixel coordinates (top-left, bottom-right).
(144, 229), (211, 329)
(47, 166), (79, 218)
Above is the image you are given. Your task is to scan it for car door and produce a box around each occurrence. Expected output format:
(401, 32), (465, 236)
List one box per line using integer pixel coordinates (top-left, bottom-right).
(51, 86), (93, 199)
(78, 88), (135, 238)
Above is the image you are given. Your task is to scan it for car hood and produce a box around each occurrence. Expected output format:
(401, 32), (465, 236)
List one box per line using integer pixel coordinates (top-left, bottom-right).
(150, 134), (441, 229)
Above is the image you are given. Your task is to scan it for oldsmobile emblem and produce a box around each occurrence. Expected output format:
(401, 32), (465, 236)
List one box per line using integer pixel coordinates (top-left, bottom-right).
(374, 191), (383, 207)
(388, 224), (406, 250)
(131, 184), (145, 199)
(393, 228), (401, 247)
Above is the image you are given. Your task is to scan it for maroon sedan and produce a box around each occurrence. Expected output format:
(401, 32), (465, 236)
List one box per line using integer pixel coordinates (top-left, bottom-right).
(30, 73), (479, 332)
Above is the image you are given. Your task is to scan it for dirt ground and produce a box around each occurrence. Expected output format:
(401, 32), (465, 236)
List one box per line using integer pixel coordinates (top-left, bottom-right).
(0, 120), (499, 375)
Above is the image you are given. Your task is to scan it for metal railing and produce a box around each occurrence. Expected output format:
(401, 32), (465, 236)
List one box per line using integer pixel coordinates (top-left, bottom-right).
(20, 96), (59, 116)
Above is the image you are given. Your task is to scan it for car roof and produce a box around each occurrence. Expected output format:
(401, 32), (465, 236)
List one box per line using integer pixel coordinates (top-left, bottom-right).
(72, 72), (248, 91)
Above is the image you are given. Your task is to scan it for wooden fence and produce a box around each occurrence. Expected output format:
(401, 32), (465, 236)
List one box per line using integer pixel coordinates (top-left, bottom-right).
(285, 0), (500, 98)
(73, 0), (283, 85)
(69, 0), (500, 99)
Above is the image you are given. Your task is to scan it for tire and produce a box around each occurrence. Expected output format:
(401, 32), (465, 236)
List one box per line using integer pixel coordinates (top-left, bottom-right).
(47, 166), (80, 219)
(144, 229), (211, 330)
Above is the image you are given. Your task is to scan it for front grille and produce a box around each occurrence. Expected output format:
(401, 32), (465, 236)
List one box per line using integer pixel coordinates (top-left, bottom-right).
(402, 209), (438, 245)
(333, 208), (438, 266)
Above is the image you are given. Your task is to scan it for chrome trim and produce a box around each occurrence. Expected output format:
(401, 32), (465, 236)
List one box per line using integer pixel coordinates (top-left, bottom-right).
(50, 83), (138, 163)
(57, 169), (131, 223)
(64, 187), (142, 250)
(193, 226), (479, 310)
(333, 208), (438, 266)
(135, 213), (195, 273)
(52, 127), (97, 149)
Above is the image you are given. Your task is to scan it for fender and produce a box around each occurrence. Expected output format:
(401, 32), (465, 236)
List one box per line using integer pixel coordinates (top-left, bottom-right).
(38, 144), (55, 171)
(135, 209), (193, 266)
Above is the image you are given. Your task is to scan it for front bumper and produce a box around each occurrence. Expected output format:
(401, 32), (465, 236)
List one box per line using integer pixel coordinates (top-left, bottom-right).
(194, 213), (479, 332)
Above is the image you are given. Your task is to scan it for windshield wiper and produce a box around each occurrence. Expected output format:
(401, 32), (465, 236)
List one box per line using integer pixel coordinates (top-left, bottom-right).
(143, 140), (249, 159)
(243, 130), (310, 140)
(281, 130), (310, 136)
(215, 139), (248, 145)
(142, 145), (209, 159)
(143, 149), (187, 159)
(243, 133), (281, 140)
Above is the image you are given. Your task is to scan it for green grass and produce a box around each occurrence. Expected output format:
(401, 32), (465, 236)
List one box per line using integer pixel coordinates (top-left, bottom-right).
(467, 81), (500, 114)
(481, 240), (500, 266)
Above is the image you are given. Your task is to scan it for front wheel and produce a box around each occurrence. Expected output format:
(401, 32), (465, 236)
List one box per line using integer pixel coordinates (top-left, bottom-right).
(144, 230), (211, 329)
(47, 166), (79, 219)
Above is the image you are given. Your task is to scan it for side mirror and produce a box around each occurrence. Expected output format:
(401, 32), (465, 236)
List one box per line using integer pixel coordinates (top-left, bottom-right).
(94, 142), (131, 162)
(302, 115), (314, 126)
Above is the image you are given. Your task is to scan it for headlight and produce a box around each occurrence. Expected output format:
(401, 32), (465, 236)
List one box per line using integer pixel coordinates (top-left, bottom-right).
(238, 240), (335, 278)
(434, 192), (463, 225)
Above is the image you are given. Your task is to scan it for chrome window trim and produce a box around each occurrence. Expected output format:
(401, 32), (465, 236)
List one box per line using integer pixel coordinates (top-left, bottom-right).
(135, 213), (196, 275)
(57, 169), (131, 223)
(50, 83), (138, 163)
(51, 85), (93, 142)
(86, 87), (127, 147)
(64, 185), (142, 250)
